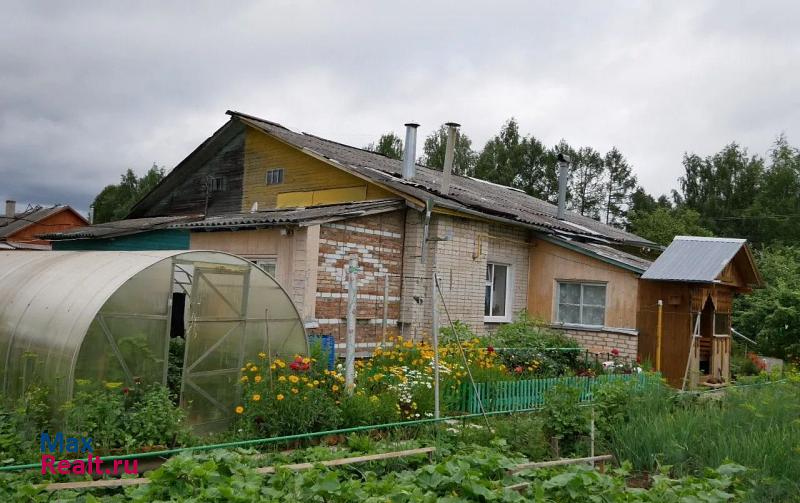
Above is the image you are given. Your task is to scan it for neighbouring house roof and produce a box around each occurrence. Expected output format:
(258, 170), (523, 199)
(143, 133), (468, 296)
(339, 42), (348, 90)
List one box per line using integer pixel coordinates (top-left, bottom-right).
(541, 235), (652, 274)
(170, 199), (406, 230)
(39, 215), (198, 241)
(0, 205), (86, 239)
(227, 111), (654, 247)
(640, 236), (763, 287)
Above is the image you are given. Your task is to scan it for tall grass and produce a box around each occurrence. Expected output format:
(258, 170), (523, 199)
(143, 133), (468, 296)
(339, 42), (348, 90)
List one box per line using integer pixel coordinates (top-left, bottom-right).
(608, 381), (800, 502)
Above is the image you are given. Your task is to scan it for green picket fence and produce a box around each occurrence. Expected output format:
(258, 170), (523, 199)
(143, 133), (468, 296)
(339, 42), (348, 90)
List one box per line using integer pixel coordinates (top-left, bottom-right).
(451, 372), (662, 414)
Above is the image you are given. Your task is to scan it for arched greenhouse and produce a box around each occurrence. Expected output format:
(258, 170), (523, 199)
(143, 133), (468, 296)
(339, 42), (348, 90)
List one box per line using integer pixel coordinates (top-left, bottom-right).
(0, 250), (307, 430)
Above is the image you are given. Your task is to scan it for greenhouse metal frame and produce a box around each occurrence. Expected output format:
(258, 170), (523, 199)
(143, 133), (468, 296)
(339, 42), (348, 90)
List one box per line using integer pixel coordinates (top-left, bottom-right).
(0, 250), (308, 430)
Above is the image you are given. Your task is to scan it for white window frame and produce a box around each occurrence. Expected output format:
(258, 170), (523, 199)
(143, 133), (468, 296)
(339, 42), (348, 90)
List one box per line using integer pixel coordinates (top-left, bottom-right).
(555, 281), (607, 327)
(484, 262), (513, 323)
(266, 168), (284, 185)
(249, 257), (278, 277)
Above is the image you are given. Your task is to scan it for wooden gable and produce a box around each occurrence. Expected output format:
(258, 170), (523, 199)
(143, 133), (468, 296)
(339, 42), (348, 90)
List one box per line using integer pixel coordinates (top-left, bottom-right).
(715, 245), (762, 291)
(241, 127), (396, 211)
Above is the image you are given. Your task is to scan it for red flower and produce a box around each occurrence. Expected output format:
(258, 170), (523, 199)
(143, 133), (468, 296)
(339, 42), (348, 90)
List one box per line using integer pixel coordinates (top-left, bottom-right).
(636, 355), (642, 364)
(487, 346), (495, 354)
(122, 388), (129, 394)
(514, 366), (524, 373)
(611, 348), (620, 356)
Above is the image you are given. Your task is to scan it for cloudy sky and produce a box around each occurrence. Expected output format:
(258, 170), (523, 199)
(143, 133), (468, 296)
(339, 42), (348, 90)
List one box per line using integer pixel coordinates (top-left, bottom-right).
(1, 1), (798, 214)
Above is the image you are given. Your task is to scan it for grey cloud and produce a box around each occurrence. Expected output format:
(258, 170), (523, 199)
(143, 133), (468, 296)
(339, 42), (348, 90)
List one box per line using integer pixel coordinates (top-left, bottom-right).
(1, 0), (799, 212)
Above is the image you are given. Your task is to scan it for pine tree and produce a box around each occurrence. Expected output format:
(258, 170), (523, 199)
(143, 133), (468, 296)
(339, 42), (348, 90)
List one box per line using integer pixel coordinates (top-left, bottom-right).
(603, 147), (637, 226)
(569, 147), (606, 219)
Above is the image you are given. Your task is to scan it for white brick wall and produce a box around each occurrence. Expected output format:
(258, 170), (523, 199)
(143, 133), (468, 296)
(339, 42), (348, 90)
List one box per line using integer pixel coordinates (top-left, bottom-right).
(400, 210), (531, 338)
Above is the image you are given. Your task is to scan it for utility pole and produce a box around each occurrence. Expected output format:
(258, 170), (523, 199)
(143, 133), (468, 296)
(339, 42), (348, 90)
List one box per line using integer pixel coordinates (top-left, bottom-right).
(345, 257), (358, 394)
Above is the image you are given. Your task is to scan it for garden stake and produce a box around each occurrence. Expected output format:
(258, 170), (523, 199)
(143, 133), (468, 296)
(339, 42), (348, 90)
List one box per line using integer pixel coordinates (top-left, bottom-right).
(435, 276), (490, 428)
(345, 257), (358, 394)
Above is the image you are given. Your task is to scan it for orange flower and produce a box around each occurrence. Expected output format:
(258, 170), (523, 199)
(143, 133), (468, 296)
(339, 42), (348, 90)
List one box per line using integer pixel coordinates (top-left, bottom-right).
(252, 394), (261, 401)
(276, 393), (285, 401)
(235, 406), (244, 414)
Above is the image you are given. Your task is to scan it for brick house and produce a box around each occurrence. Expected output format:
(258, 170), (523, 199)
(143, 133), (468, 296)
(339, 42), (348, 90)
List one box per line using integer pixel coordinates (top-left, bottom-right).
(46, 111), (658, 359)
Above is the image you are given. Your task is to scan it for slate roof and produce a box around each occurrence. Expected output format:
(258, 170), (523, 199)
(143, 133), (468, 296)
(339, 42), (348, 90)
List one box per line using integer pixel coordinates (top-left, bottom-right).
(39, 215), (197, 240)
(228, 111), (653, 246)
(171, 199), (406, 230)
(0, 205), (79, 239)
(640, 236), (760, 285)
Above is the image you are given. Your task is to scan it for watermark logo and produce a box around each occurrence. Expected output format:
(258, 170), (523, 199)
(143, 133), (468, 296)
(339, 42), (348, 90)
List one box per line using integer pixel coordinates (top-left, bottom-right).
(40, 432), (137, 475)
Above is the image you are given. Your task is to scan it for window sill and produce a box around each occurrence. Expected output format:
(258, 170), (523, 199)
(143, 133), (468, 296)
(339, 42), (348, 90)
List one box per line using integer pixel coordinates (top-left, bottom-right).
(484, 317), (512, 324)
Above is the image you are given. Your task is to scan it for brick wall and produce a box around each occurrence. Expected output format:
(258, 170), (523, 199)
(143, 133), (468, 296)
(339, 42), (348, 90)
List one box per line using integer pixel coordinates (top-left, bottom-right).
(399, 211), (530, 339)
(558, 327), (638, 360)
(310, 211), (404, 350)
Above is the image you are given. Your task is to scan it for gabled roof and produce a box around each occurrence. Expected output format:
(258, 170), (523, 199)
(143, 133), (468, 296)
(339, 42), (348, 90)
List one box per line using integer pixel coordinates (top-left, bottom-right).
(227, 111), (653, 247)
(640, 236), (763, 287)
(0, 205), (87, 239)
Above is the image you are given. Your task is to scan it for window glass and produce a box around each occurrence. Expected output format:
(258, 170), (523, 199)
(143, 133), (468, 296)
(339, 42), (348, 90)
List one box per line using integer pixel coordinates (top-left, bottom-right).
(251, 258), (277, 277)
(491, 265), (507, 317)
(557, 282), (606, 326)
(266, 168), (284, 185)
(484, 263), (510, 320)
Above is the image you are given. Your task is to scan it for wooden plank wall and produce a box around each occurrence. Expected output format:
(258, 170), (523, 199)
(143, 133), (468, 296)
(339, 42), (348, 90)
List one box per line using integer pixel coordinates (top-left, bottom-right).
(135, 125), (246, 217)
(241, 128), (395, 211)
(527, 239), (640, 329)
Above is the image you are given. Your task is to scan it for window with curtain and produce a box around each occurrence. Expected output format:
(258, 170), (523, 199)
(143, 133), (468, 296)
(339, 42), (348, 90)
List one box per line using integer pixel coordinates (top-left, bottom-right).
(557, 282), (606, 326)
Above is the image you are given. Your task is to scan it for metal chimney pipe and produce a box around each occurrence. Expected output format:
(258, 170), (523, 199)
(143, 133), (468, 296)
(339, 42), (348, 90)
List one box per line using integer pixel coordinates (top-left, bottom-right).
(556, 153), (570, 220)
(402, 123), (419, 179)
(441, 122), (460, 195)
(5, 200), (15, 218)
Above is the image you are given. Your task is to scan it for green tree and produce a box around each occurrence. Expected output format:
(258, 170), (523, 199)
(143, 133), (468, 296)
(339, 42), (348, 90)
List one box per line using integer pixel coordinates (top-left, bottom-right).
(569, 147), (606, 219)
(746, 135), (800, 245)
(679, 143), (764, 240)
(92, 164), (166, 223)
(734, 246), (800, 361)
(421, 124), (476, 176)
(603, 147), (637, 226)
(366, 133), (403, 160)
(628, 207), (713, 246)
(474, 118), (525, 185)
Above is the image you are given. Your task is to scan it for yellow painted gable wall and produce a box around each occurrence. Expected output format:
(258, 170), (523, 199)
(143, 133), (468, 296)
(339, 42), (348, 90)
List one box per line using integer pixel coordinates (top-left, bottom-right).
(242, 127), (396, 211)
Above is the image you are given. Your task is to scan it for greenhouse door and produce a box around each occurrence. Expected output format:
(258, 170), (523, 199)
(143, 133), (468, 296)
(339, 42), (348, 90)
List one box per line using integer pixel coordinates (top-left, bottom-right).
(181, 263), (251, 431)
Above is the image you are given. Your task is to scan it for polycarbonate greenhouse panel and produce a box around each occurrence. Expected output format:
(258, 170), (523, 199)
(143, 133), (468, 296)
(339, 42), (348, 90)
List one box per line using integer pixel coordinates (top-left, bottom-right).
(0, 250), (307, 429)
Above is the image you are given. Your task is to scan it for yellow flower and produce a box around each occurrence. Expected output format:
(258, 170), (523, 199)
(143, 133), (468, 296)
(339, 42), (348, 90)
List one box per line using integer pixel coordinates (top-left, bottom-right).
(270, 364), (277, 370)
(240, 375), (249, 382)
(332, 384), (340, 392)
(306, 383), (314, 388)
(235, 405), (244, 414)
(302, 357), (311, 364)
(275, 359), (286, 368)
(252, 394), (261, 401)
(291, 388), (299, 394)
(301, 376), (309, 382)
(288, 375), (300, 384)
(278, 376), (286, 382)
(254, 375), (263, 383)
(276, 393), (285, 401)
(258, 352), (267, 359)
(313, 380), (320, 385)
(104, 382), (122, 389)
(250, 366), (258, 372)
